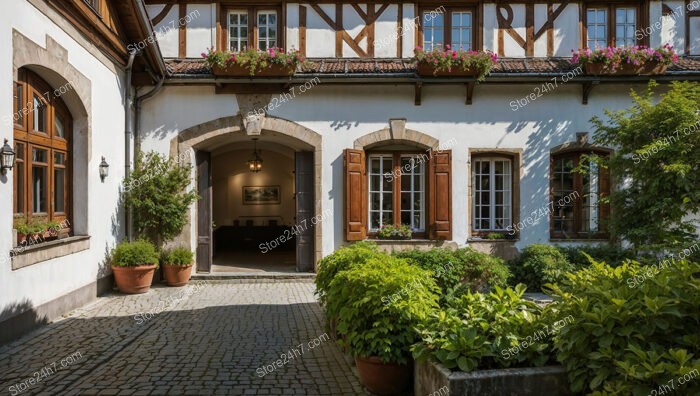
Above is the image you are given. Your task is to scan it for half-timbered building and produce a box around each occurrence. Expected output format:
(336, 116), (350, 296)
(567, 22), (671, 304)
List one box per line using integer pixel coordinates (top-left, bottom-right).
(1, 0), (699, 340)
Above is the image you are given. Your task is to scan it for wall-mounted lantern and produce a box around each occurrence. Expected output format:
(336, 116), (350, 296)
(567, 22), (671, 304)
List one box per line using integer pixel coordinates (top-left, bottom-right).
(99, 156), (109, 181)
(0, 139), (15, 175)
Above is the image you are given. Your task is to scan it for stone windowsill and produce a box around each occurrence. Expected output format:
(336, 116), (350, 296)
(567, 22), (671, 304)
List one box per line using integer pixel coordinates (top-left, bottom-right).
(468, 238), (519, 243)
(11, 236), (91, 270)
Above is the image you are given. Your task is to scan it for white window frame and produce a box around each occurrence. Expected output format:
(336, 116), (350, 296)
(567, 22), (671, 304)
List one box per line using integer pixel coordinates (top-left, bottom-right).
(399, 155), (426, 232)
(422, 12), (444, 51)
(368, 154), (393, 232)
(228, 10), (248, 52)
(257, 11), (278, 50)
(472, 157), (512, 232)
(587, 8), (608, 49)
(451, 11), (473, 50)
(615, 7), (637, 47)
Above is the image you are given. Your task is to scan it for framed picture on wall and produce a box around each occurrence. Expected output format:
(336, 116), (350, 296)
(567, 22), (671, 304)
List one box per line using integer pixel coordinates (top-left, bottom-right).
(242, 186), (281, 205)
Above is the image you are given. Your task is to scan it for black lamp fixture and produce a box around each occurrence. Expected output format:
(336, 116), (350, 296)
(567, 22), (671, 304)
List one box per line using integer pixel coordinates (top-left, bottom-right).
(247, 138), (263, 173)
(0, 139), (15, 175)
(99, 156), (109, 181)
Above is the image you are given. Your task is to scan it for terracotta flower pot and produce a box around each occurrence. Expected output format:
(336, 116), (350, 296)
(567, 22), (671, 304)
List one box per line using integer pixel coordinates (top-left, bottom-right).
(585, 62), (646, 76)
(211, 63), (296, 77)
(417, 62), (479, 77)
(17, 233), (27, 245)
(355, 356), (412, 395)
(112, 265), (157, 294)
(162, 264), (193, 287)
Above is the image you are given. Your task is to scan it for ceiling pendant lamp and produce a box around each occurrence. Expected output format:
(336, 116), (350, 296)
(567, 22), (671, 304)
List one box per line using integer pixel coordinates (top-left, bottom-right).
(247, 138), (263, 173)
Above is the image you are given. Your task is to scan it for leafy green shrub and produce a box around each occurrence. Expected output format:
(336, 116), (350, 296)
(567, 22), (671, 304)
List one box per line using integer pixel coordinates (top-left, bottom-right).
(557, 244), (635, 270)
(327, 256), (439, 364)
(122, 152), (199, 248)
(377, 224), (412, 240)
(509, 244), (574, 291)
(315, 241), (384, 307)
(111, 240), (159, 267)
(395, 247), (510, 299)
(413, 285), (555, 372)
(546, 259), (700, 395)
(161, 247), (194, 266)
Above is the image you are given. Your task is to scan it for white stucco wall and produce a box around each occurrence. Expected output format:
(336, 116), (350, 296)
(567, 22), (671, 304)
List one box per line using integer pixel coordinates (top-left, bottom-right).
(139, 81), (646, 260)
(1, 0), (125, 316)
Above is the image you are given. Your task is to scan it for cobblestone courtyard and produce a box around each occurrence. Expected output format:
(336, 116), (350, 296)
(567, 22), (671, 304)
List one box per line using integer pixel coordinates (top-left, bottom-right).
(0, 280), (367, 395)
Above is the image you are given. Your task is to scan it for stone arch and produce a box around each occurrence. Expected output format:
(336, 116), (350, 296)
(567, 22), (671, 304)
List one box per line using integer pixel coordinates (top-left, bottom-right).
(171, 115), (323, 269)
(12, 30), (92, 236)
(353, 119), (440, 150)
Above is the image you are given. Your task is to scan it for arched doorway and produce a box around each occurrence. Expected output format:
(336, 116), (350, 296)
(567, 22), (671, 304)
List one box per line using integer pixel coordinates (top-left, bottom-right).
(172, 115), (322, 273)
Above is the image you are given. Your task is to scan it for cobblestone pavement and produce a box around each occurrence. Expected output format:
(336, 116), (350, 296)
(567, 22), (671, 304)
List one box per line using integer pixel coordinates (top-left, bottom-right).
(0, 280), (368, 396)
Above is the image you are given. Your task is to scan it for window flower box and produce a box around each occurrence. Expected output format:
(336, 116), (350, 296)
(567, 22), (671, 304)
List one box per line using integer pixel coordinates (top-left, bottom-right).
(377, 224), (413, 240)
(572, 44), (676, 76)
(414, 47), (498, 81)
(203, 48), (305, 77)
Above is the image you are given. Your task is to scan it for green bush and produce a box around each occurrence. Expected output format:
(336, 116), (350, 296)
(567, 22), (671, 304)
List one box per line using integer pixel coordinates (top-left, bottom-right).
(111, 240), (159, 267)
(327, 256), (439, 364)
(557, 244), (635, 270)
(395, 247), (510, 298)
(546, 259), (700, 395)
(160, 247), (194, 266)
(122, 152), (199, 248)
(314, 241), (384, 308)
(413, 284), (555, 372)
(509, 244), (574, 291)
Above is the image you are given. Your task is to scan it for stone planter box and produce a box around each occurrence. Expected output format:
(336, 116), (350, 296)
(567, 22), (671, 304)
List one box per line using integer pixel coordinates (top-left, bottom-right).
(415, 361), (571, 396)
(417, 63), (480, 77)
(211, 63), (296, 77)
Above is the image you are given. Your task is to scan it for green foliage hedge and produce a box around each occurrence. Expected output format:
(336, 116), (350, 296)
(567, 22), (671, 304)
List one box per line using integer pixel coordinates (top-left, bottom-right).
(546, 259), (700, 395)
(160, 247), (194, 266)
(557, 244), (636, 271)
(394, 247), (510, 298)
(111, 240), (159, 267)
(328, 256), (439, 364)
(413, 284), (555, 372)
(315, 241), (383, 308)
(509, 244), (574, 291)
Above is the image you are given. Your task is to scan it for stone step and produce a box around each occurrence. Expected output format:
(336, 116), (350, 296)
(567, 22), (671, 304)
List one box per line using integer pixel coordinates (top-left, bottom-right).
(189, 272), (316, 281)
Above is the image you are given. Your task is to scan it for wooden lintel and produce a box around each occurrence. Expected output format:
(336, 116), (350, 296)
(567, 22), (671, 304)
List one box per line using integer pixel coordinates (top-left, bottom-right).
(582, 81), (598, 105)
(215, 83), (289, 95)
(465, 82), (475, 105)
(414, 82), (422, 106)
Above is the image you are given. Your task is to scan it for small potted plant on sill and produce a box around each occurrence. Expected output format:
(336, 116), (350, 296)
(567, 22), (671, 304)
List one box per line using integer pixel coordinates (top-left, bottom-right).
(203, 47), (307, 77)
(160, 247), (194, 287)
(327, 257), (439, 395)
(28, 220), (46, 242)
(571, 44), (677, 76)
(110, 240), (159, 294)
(414, 46), (498, 80)
(377, 224), (413, 240)
(15, 219), (30, 245)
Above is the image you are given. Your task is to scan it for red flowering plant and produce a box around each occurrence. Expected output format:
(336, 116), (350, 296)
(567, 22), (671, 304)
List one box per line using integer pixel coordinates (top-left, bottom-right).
(413, 45), (498, 80)
(202, 47), (307, 76)
(571, 44), (678, 73)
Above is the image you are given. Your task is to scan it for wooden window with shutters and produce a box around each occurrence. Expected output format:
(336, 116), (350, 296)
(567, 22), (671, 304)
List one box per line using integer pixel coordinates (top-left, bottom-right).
(550, 151), (610, 239)
(13, 68), (72, 232)
(344, 148), (452, 241)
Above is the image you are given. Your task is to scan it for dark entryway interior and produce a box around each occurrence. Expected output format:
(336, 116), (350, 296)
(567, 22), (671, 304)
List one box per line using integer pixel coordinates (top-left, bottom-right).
(197, 139), (314, 274)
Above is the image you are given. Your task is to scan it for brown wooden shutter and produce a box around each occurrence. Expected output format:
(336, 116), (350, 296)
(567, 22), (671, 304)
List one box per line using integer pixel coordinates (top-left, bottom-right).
(598, 164), (611, 233)
(429, 149), (452, 240)
(344, 149), (367, 241)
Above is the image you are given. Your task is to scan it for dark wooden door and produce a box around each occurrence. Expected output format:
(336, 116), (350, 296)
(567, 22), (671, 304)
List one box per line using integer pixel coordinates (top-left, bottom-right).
(196, 150), (212, 273)
(295, 151), (315, 272)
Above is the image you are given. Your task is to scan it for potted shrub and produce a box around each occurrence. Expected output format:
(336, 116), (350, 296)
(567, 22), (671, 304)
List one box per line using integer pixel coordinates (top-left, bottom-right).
(28, 220), (45, 242)
(571, 44), (677, 76)
(110, 240), (159, 294)
(327, 256), (439, 395)
(414, 46), (498, 80)
(377, 224), (412, 240)
(15, 219), (30, 245)
(203, 47), (306, 77)
(160, 247), (194, 287)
